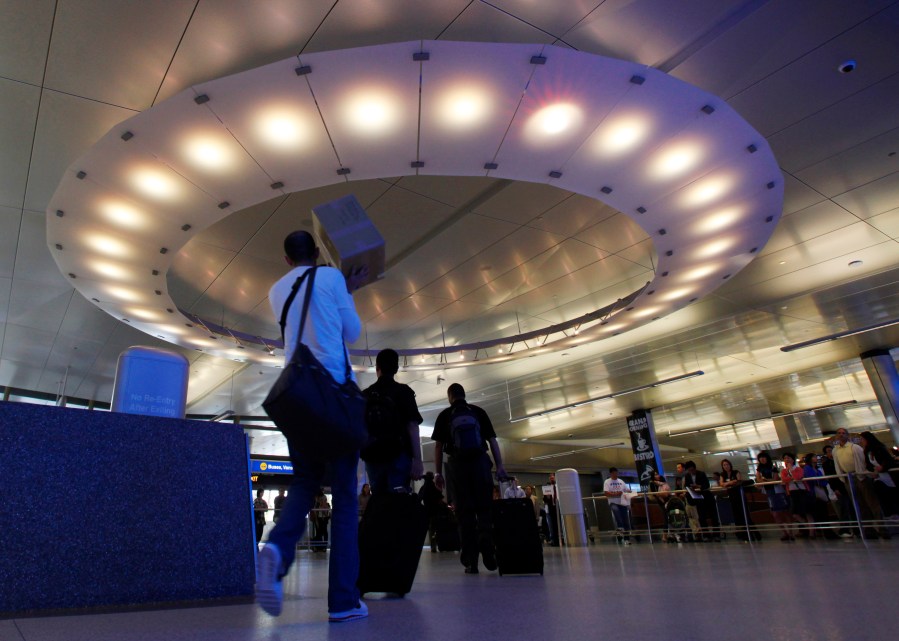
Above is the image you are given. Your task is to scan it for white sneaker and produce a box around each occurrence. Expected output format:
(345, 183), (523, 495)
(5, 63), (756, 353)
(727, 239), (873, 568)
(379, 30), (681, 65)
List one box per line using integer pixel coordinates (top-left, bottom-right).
(623, 539), (631, 545)
(329, 600), (369, 623)
(839, 532), (854, 539)
(256, 544), (284, 616)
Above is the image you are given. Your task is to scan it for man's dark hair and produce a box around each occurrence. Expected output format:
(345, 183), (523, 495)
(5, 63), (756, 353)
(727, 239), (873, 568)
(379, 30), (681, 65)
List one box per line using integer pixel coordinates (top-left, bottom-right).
(609, 467), (618, 473)
(284, 230), (316, 263)
(447, 383), (465, 399)
(376, 348), (399, 377)
(822, 444), (833, 454)
(684, 460), (696, 470)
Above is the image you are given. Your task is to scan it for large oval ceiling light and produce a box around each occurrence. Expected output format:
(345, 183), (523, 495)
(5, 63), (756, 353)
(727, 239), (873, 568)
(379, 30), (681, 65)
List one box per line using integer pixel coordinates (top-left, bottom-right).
(528, 103), (582, 137)
(46, 41), (782, 369)
(342, 89), (400, 136)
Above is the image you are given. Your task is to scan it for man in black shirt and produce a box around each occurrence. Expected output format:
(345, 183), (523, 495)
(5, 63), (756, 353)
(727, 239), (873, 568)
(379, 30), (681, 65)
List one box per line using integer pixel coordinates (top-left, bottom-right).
(431, 383), (507, 574)
(682, 461), (720, 542)
(362, 349), (424, 494)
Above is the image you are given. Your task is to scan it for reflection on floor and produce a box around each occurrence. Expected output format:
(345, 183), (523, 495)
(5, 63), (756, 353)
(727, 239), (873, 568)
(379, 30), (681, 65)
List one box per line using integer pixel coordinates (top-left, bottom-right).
(6, 540), (897, 641)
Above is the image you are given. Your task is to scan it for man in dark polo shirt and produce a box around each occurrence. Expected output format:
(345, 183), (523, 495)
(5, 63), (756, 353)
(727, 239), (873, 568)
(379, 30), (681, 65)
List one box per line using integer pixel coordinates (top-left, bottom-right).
(432, 383), (507, 574)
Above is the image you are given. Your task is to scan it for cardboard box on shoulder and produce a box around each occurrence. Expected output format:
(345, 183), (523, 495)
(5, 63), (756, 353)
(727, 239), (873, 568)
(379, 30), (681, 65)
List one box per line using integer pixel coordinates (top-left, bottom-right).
(311, 194), (385, 289)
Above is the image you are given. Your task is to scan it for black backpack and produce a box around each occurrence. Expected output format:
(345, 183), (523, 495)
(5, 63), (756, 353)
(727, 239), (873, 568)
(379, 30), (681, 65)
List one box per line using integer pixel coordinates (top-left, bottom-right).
(449, 403), (483, 453)
(361, 385), (407, 463)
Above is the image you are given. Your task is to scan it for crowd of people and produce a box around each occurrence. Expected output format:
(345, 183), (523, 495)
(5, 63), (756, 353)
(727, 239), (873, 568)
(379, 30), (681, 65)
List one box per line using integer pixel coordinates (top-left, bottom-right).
(604, 428), (898, 543)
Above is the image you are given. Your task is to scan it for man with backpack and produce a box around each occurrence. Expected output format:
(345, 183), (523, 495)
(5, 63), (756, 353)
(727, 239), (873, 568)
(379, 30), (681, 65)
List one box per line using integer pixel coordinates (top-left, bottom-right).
(361, 349), (424, 494)
(431, 383), (507, 574)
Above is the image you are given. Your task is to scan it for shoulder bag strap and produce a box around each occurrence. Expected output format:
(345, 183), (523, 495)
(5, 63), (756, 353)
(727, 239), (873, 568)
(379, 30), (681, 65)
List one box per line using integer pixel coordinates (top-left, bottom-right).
(278, 267), (317, 348)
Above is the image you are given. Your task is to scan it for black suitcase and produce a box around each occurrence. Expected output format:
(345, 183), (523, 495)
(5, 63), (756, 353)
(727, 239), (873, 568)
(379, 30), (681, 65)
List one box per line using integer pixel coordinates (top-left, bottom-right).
(434, 507), (461, 552)
(357, 492), (428, 596)
(492, 498), (543, 576)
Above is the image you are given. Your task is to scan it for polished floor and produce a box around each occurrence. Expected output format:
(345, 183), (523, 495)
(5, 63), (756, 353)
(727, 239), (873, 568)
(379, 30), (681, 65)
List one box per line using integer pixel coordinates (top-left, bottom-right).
(4, 538), (897, 641)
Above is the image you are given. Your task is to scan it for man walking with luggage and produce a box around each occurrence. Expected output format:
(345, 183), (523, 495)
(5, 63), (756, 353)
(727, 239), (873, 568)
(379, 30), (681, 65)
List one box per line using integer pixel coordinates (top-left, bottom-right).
(361, 348), (424, 493)
(256, 230), (369, 622)
(432, 383), (507, 574)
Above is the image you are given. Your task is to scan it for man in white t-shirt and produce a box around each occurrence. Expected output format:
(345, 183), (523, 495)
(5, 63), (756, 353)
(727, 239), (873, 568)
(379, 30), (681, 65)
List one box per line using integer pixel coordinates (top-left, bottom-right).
(256, 230), (369, 623)
(604, 467), (632, 544)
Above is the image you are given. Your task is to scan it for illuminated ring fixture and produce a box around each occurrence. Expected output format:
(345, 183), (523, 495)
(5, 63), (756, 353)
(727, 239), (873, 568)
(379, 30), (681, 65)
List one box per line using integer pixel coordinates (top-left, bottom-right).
(46, 41), (783, 370)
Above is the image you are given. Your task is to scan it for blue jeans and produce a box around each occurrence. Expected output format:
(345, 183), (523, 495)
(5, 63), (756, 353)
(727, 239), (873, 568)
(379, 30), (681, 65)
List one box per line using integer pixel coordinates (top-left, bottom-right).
(366, 452), (412, 495)
(265, 434), (360, 613)
(610, 503), (632, 532)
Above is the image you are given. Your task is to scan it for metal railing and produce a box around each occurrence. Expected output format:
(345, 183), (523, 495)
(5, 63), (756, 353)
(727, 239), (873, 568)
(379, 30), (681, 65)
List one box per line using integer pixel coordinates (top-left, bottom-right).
(582, 470), (898, 545)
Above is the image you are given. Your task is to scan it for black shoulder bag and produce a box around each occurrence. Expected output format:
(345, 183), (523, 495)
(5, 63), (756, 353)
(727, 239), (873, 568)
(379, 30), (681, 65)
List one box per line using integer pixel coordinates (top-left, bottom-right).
(262, 266), (368, 456)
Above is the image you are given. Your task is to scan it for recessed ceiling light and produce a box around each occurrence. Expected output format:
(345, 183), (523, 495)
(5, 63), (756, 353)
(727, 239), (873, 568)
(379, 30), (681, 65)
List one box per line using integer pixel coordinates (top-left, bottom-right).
(778, 260), (786, 265)
(848, 260), (863, 268)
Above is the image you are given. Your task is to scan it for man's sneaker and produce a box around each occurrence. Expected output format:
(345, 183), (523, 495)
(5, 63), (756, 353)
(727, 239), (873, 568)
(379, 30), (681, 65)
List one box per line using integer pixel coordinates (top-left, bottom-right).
(256, 544), (284, 616)
(329, 601), (369, 623)
(839, 532), (854, 539)
(464, 565), (479, 574)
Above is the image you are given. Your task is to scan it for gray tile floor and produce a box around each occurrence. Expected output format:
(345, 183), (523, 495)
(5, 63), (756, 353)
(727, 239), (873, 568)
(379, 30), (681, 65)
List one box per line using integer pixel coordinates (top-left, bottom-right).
(6, 539), (897, 641)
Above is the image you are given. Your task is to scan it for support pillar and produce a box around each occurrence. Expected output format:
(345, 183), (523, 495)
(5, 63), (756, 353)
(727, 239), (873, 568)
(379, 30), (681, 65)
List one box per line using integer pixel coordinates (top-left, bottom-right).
(861, 349), (899, 443)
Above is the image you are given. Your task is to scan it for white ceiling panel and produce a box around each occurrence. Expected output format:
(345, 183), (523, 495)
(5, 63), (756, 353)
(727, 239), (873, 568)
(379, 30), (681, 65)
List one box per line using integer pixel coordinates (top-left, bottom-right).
(0, 322), (56, 365)
(0, 79), (40, 209)
(759, 200), (862, 255)
(867, 207), (899, 240)
(351, 284), (412, 324)
(577, 213), (650, 254)
(438, 1), (556, 46)
(528, 193), (617, 239)
(298, 41), (421, 180)
(487, 0), (598, 38)
(769, 73), (899, 173)
(188, 197), (285, 255)
(610, 238), (656, 270)
(832, 170), (899, 219)
(364, 184), (457, 263)
(0, 358), (45, 391)
(43, 0), (196, 110)
(794, 126), (899, 197)
(169, 241), (239, 310)
(388, 213), (519, 296)
(474, 181), (572, 226)
(15, 210), (70, 287)
(0, 277), (10, 323)
(418, 40), (536, 177)
(199, 253), (284, 316)
(415, 225), (567, 301)
(6, 278), (71, 334)
(781, 171), (826, 216)
(393, 175), (498, 209)
(460, 238), (607, 307)
(0, 206), (22, 279)
(669, 0), (893, 98)
(366, 293), (453, 332)
(563, 0), (743, 66)
(24, 91), (136, 213)
(57, 293), (121, 343)
(728, 5), (899, 137)
(0, 0), (54, 84)
(155, 0), (333, 103)
(302, 0), (470, 53)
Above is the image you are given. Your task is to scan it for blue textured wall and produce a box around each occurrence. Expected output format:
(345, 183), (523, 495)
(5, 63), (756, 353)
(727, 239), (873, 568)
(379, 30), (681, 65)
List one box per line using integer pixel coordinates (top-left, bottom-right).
(0, 402), (255, 614)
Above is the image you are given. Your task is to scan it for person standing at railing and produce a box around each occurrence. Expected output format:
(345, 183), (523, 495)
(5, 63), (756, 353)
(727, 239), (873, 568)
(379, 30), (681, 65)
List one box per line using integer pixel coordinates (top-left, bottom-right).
(683, 461), (720, 542)
(756, 451), (793, 541)
(833, 428), (891, 539)
(802, 454), (835, 539)
(781, 453), (813, 538)
(649, 472), (672, 542)
(604, 467), (633, 544)
(254, 489), (269, 545)
(860, 431), (899, 522)
(720, 459), (760, 542)
(821, 444), (855, 538)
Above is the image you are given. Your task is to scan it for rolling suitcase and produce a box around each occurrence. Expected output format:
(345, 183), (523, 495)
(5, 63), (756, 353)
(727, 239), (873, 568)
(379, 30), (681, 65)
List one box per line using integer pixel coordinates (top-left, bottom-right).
(493, 498), (543, 575)
(434, 507), (461, 552)
(357, 492), (429, 596)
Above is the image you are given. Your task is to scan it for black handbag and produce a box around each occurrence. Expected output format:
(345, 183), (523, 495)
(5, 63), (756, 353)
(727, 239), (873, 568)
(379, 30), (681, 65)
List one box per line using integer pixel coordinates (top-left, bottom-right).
(262, 266), (368, 457)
